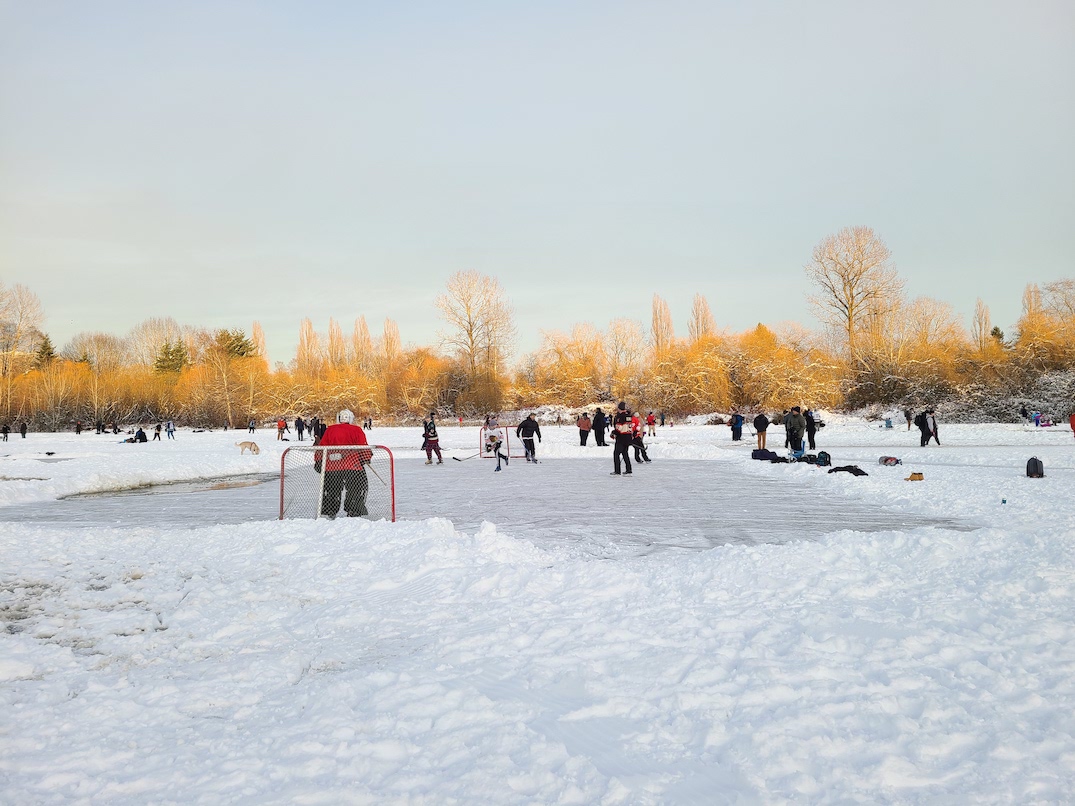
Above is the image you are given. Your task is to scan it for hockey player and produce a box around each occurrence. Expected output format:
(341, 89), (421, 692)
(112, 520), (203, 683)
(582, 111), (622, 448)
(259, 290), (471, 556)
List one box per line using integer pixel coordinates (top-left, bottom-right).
(516, 413), (542, 462)
(314, 409), (372, 519)
(485, 429), (509, 471)
(611, 402), (633, 475)
(422, 414), (443, 464)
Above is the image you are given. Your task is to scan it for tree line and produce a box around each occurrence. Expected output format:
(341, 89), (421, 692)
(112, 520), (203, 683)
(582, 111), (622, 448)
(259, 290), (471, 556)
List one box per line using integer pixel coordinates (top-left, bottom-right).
(3, 230), (1073, 429)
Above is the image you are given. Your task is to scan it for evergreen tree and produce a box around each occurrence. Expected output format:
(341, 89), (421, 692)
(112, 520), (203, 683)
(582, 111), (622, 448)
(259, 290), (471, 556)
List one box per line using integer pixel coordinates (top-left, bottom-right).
(153, 340), (188, 374)
(33, 333), (56, 368)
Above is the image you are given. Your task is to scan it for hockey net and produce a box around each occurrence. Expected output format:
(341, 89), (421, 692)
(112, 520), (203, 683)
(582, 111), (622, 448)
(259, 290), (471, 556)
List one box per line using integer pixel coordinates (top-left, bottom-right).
(480, 426), (527, 459)
(280, 445), (396, 521)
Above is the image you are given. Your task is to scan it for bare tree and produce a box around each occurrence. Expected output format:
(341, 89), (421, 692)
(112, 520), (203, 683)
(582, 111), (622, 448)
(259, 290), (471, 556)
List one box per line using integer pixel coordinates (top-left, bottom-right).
(806, 226), (903, 360)
(127, 317), (184, 366)
(351, 316), (373, 372)
(435, 271), (515, 380)
(0, 283), (44, 416)
(295, 318), (323, 377)
(687, 294), (716, 344)
(327, 318), (347, 370)
(972, 298), (991, 352)
(650, 294), (675, 358)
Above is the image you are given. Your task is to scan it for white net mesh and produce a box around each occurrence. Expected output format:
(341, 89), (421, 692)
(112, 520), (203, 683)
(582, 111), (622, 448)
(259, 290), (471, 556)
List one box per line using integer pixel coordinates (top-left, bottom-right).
(280, 445), (395, 521)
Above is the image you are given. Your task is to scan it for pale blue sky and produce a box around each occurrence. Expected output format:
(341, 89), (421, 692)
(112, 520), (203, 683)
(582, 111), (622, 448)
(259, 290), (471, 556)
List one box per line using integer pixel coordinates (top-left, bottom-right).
(2, 0), (1072, 364)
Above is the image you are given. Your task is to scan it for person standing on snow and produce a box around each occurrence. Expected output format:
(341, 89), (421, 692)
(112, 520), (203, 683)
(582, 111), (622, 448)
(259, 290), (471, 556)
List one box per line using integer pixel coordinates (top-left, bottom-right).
(785, 406), (807, 454)
(904, 408), (914, 430)
(592, 408), (608, 447)
(611, 402), (634, 476)
(166, 420), (176, 439)
(315, 409), (372, 518)
(804, 409), (818, 451)
(646, 411), (657, 437)
(295, 416), (305, 441)
(729, 410), (744, 442)
(516, 413), (542, 462)
(924, 409), (940, 445)
(752, 412), (769, 450)
(576, 412), (592, 446)
(423, 413), (443, 464)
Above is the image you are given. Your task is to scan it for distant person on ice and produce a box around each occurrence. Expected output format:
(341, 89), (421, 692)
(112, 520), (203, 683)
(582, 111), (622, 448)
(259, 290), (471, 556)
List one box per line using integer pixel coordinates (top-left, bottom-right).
(646, 411), (657, 436)
(576, 412), (592, 446)
(916, 409), (940, 446)
(785, 406), (806, 455)
(315, 409), (371, 519)
(423, 414), (443, 464)
(630, 411), (651, 463)
(804, 408), (818, 451)
(516, 413), (542, 462)
(752, 411), (769, 450)
(729, 410), (744, 441)
(904, 408), (914, 430)
(592, 408), (608, 447)
(611, 402), (633, 476)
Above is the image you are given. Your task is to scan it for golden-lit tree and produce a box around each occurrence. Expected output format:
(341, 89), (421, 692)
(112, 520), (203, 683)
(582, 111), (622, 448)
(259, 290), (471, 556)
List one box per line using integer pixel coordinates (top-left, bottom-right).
(806, 226), (904, 361)
(435, 271), (515, 411)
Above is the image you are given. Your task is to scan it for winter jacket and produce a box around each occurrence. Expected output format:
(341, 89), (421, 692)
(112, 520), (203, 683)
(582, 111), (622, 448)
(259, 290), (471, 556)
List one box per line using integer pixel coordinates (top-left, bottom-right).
(592, 410), (607, 431)
(516, 418), (542, 441)
(786, 412), (807, 438)
(613, 411), (633, 439)
(576, 416), (591, 431)
(315, 422), (371, 471)
(753, 414), (769, 432)
(804, 411), (817, 433)
(423, 421), (439, 441)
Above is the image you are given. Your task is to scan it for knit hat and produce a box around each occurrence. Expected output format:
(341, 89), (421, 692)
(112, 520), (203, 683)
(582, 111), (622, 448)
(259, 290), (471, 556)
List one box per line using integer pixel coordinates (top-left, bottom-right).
(617, 401), (626, 411)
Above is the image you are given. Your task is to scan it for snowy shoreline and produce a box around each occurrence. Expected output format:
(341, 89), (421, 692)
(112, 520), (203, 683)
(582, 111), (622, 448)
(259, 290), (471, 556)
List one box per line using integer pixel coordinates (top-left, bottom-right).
(2, 420), (1074, 803)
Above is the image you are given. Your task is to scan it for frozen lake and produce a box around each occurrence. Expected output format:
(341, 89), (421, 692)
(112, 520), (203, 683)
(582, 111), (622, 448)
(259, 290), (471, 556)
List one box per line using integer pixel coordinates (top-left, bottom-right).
(0, 457), (970, 554)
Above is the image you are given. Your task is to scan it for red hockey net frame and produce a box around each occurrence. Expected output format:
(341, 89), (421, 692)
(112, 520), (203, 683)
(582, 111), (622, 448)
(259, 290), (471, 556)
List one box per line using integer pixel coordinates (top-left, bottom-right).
(279, 445), (396, 521)
(480, 426), (527, 459)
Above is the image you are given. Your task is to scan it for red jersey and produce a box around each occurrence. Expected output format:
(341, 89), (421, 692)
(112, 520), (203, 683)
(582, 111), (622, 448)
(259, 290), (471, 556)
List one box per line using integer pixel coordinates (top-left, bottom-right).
(315, 423), (372, 471)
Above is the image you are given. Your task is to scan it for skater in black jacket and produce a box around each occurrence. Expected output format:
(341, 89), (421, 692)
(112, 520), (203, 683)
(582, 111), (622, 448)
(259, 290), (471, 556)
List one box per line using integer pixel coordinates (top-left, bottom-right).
(611, 402), (633, 475)
(516, 413), (542, 462)
(592, 408), (608, 446)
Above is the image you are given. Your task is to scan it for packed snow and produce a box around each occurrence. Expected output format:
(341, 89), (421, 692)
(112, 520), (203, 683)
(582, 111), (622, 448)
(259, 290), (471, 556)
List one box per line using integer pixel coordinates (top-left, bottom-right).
(2, 416), (1074, 803)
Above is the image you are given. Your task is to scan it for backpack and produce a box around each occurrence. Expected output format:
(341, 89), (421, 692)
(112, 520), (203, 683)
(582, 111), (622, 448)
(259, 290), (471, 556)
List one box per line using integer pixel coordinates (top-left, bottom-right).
(1026, 457), (1044, 478)
(816, 451), (831, 467)
(913, 412), (926, 429)
(878, 456), (902, 466)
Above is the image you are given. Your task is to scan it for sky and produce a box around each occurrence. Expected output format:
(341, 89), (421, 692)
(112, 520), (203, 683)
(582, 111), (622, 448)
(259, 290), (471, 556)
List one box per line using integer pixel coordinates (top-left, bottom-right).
(1, 0), (1073, 366)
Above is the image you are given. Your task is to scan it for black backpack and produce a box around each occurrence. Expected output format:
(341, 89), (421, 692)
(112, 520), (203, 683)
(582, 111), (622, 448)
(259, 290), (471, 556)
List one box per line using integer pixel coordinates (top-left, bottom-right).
(816, 451), (831, 467)
(914, 412), (926, 429)
(1026, 457), (1044, 478)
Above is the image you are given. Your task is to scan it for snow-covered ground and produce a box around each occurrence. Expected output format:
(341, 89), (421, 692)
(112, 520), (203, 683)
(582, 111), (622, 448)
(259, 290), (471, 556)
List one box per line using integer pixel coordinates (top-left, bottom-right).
(2, 418), (1074, 803)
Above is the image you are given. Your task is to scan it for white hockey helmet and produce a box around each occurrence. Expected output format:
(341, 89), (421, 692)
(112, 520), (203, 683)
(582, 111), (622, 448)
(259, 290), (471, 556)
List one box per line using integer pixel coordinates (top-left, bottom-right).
(337, 409), (355, 424)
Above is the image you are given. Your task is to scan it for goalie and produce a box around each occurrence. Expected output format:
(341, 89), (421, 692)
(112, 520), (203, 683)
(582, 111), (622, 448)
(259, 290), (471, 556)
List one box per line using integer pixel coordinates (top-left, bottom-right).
(314, 409), (372, 518)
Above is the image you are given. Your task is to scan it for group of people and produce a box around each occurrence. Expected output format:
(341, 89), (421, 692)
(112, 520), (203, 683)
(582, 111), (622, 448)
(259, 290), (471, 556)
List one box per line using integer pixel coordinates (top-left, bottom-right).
(481, 412), (544, 470)
(747, 408), (821, 454)
(0, 422), (27, 440)
(575, 409), (660, 448)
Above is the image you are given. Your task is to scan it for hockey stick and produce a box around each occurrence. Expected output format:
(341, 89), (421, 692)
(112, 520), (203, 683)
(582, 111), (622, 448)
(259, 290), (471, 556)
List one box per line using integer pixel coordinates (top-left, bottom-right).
(366, 462), (388, 487)
(453, 452), (481, 462)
